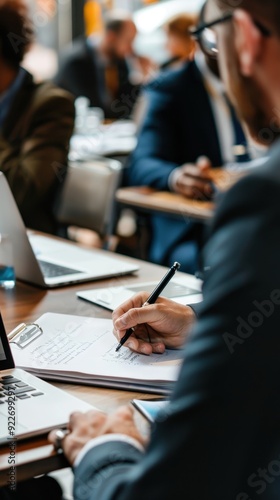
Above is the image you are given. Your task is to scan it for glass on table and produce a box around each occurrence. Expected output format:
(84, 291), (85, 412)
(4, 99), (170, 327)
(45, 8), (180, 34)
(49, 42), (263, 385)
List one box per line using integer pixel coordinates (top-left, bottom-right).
(70, 106), (105, 160)
(0, 234), (15, 289)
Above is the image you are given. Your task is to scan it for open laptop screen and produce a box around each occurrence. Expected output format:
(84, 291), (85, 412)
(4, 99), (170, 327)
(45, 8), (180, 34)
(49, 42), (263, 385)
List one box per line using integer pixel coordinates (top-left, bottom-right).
(0, 314), (15, 370)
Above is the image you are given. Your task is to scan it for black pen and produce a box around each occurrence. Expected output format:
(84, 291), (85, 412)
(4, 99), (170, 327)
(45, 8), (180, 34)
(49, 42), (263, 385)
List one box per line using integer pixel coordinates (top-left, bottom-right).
(115, 261), (181, 352)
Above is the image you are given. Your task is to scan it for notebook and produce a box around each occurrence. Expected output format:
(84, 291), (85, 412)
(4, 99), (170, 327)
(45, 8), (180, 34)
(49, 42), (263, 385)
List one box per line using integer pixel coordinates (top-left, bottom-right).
(77, 274), (203, 311)
(11, 313), (184, 395)
(0, 172), (139, 288)
(0, 314), (93, 444)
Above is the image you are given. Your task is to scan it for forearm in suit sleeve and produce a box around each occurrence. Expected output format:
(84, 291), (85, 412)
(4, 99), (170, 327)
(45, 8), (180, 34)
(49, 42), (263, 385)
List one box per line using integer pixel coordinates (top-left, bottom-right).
(74, 441), (143, 500)
(127, 86), (182, 190)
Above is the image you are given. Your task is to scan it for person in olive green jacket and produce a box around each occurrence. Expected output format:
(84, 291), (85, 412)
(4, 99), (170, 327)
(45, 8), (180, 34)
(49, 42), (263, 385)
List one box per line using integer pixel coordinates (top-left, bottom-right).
(0, 0), (75, 234)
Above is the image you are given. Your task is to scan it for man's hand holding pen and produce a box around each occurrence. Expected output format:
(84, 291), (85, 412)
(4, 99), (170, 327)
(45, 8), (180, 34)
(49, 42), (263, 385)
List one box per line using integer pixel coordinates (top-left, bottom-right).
(49, 263), (197, 460)
(113, 293), (196, 355)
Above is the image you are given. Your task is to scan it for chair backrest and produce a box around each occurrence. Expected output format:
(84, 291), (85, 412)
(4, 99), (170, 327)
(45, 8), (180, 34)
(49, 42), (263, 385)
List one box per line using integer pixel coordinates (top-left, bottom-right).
(56, 157), (123, 238)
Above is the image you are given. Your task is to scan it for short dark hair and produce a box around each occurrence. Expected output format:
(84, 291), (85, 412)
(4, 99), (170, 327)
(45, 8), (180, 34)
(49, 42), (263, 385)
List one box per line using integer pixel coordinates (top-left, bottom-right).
(0, 0), (34, 68)
(104, 11), (134, 35)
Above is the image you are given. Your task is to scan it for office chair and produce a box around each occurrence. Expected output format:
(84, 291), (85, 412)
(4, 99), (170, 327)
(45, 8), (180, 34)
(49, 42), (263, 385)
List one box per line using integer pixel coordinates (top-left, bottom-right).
(56, 156), (123, 250)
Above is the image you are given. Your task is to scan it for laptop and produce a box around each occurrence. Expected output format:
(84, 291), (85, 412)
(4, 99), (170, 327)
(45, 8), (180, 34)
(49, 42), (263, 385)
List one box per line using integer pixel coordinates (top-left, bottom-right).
(77, 273), (203, 311)
(0, 172), (139, 288)
(0, 314), (93, 444)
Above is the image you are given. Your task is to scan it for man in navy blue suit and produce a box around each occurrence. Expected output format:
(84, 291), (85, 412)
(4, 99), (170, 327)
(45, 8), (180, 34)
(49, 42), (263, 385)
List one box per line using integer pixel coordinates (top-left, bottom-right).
(127, 49), (251, 273)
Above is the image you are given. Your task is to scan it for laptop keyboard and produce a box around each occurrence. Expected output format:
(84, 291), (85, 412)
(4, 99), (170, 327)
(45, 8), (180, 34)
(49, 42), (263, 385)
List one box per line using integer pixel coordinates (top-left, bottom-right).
(0, 375), (44, 402)
(38, 259), (83, 278)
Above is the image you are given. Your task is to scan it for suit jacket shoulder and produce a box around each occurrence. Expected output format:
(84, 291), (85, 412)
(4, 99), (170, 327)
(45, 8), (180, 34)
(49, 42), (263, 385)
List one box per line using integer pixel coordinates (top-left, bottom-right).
(145, 60), (204, 98)
(3, 71), (74, 142)
(56, 37), (92, 70)
(0, 70), (74, 233)
(53, 37), (99, 104)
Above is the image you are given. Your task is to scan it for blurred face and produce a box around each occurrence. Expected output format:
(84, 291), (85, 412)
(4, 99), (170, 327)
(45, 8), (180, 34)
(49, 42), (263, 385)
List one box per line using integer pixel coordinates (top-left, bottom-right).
(204, 0), (276, 146)
(107, 21), (137, 59)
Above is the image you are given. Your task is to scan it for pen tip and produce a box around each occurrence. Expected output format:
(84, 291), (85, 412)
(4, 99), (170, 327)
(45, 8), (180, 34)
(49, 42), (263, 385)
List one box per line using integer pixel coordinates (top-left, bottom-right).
(173, 262), (181, 270)
(115, 344), (121, 352)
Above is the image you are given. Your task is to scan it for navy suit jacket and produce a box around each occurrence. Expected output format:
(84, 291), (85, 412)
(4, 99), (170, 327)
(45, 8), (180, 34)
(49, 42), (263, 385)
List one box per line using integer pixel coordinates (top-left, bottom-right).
(127, 61), (223, 266)
(74, 141), (280, 500)
(54, 37), (139, 120)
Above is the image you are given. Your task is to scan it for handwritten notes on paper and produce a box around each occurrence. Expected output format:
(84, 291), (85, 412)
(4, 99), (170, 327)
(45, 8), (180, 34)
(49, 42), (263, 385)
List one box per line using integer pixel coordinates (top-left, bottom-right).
(11, 313), (183, 393)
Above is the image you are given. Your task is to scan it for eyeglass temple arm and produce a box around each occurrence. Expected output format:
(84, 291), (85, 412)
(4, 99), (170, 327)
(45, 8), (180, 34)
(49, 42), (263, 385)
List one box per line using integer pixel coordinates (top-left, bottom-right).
(190, 12), (233, 37)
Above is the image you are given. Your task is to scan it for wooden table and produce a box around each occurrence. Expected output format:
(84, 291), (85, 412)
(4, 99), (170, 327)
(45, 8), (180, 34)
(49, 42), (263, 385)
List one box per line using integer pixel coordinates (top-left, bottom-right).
(116, 186), (215, 222)
(0, 255), (169, 486)
(115, 168), (245, 222)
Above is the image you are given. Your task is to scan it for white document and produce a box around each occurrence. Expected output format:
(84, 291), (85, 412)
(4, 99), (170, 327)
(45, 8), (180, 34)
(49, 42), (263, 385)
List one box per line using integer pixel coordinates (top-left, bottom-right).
(11, 313), (184, 395)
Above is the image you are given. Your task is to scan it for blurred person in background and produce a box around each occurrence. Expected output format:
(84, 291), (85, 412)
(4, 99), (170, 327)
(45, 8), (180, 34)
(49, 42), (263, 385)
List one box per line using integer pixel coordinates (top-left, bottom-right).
(132, 12), (197, 127)
(161, 12), (198, 70)
(0, 0), (75, 234)
(126, 6), (252, 275)
(54, 10), (155, 120)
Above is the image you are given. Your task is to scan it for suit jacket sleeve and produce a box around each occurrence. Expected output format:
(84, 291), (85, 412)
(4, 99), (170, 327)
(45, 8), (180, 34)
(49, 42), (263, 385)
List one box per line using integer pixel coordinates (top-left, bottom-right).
(73, 165), (280, 499)
(127, 77), (183, 190)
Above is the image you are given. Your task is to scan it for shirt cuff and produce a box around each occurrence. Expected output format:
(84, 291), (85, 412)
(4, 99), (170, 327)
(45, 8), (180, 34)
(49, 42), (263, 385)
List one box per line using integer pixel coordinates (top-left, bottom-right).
(74, 434), (145, 468)
(188, 303), (201, 318)
(168, 167), (182, 192)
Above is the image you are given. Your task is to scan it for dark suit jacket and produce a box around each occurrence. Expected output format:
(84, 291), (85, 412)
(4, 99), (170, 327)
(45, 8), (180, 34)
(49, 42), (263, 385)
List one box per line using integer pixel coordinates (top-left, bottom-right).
(74, 140), (280, 500)
(54, 37), (139, 120)
(127, 60), (223, 266)
(0, 71), (75, 234)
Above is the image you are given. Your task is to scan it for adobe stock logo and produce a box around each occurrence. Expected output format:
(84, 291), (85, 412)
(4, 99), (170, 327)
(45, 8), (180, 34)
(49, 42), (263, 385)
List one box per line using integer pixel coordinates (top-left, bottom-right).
(237, 454), (280, 499)
(223, 289), (280, 354)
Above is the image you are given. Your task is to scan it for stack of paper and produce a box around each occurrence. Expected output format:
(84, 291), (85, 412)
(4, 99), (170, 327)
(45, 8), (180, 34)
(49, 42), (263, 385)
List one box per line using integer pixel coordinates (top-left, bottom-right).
(10, 313), (183, 395)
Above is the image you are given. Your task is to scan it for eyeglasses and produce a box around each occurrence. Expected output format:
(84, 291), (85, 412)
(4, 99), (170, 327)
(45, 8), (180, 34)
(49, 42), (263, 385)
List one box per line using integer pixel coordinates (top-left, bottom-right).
(190, 11), (271, 58)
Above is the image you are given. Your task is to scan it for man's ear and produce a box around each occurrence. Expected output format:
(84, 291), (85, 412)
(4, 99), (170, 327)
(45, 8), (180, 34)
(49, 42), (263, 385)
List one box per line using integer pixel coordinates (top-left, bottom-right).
(233, 9), (262, 76)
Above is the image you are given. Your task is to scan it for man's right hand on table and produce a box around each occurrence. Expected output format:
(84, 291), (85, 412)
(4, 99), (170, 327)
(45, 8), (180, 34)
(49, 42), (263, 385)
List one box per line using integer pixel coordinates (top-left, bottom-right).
(171, 156), (214, 200)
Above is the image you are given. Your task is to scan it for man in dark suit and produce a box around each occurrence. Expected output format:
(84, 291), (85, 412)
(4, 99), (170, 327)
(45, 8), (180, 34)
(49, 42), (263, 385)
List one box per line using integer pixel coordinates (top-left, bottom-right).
(54, 12), (141, 120)
(127, 51), (251, 273)
(48, 0), (280, 498)
(0, 0), (75, 234)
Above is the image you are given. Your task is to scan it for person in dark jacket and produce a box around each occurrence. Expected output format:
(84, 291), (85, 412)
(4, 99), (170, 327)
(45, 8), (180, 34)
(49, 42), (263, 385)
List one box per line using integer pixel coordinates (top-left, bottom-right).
(54, 11), (152, 120)
(0, 0), (74, 234)
(127, 51), (250, 273)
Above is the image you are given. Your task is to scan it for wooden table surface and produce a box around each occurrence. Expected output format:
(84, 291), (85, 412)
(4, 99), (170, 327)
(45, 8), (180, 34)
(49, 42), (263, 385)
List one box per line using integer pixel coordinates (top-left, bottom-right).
(115, 168), (245, 222)
(0, 253), (169, 486)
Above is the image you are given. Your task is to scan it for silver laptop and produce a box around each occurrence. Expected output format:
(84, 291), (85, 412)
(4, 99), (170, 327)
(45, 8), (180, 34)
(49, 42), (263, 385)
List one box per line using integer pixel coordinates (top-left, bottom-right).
(0, 172), (139, 288)
(77, 274), (203, 311)
(0, 314), (93, 444)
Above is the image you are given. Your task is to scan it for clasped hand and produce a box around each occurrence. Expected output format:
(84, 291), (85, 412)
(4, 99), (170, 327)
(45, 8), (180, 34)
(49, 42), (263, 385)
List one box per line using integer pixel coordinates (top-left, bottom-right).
(49, 405), (146, 465)
(173, 156), (214, 200)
